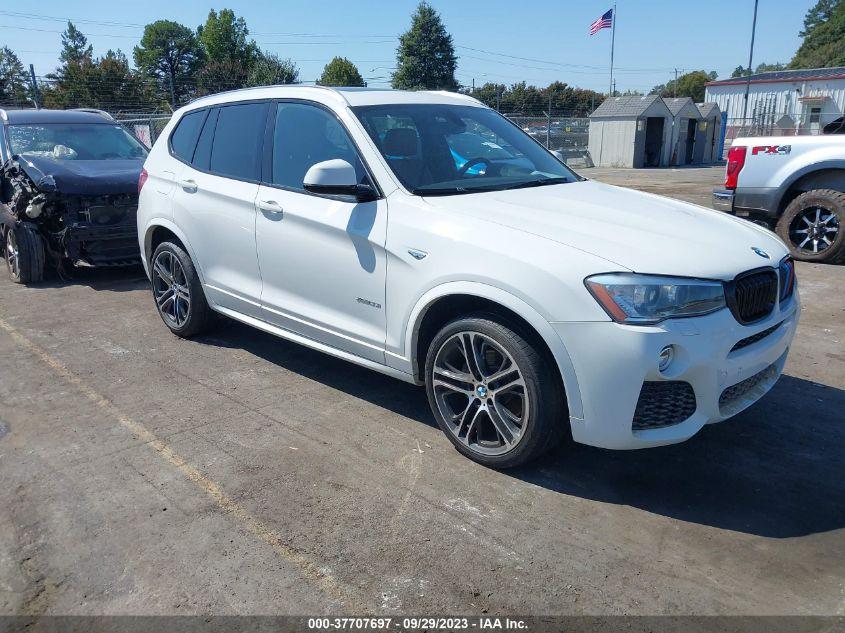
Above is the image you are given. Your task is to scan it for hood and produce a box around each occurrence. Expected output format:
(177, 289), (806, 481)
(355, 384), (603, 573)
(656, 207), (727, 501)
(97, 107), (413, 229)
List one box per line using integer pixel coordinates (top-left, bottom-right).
(424, 179), (788, 280)
(18, 155), (143, 196)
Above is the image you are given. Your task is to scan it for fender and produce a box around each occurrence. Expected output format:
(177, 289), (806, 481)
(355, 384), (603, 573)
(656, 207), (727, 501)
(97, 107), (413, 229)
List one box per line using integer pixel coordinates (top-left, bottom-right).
(141, 218), (206, 285)
(397, 280), (584, 420)
(775, 159), (845, 212)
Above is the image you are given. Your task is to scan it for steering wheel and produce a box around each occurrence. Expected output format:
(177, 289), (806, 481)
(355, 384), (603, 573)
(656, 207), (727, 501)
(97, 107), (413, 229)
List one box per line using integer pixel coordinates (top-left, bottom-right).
(458, 157), (490, 176)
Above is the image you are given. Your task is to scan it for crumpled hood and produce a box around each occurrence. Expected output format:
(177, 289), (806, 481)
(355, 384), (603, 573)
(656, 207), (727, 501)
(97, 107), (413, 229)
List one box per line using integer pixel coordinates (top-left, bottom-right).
(18, 155), (143, 196)
(424, 179), (788, 280)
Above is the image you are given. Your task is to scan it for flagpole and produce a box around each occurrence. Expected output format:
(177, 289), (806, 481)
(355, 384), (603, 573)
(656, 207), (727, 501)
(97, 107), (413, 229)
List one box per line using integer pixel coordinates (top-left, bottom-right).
(609, 3), (617, 96)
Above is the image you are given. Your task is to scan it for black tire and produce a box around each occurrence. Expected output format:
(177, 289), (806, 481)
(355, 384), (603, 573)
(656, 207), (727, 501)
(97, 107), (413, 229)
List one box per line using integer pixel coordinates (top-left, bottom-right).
(150, 241), (214, 338)
(776, 189), (845, 264)
(424, 313), (566, 469)
(4, 223), (45, 284)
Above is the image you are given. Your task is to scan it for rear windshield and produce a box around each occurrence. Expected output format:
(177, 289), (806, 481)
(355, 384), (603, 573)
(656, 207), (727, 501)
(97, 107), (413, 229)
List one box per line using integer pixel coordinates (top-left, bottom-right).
(7, 123), (148, 160)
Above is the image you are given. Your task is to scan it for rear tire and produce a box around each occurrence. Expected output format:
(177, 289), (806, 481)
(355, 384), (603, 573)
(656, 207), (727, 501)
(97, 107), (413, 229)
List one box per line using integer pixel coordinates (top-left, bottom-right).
(150, 241), (214, 338)
(424, 313), (565, 469)
(4, 223), (45, 284)
(776, 189), (845, 264)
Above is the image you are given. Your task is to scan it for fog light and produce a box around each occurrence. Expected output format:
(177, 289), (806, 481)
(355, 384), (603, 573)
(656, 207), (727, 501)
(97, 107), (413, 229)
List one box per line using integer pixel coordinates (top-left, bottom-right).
(658, 345), (675, 372)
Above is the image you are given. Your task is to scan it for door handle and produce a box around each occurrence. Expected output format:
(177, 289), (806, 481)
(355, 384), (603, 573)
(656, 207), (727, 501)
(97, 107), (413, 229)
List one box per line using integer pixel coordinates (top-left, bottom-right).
(258, 200), (283, 216)
(177, 179), (198, 193)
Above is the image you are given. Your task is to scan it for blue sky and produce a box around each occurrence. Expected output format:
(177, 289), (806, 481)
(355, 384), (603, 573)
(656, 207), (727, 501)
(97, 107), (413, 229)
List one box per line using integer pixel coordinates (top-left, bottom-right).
(1, 0), (812, 93)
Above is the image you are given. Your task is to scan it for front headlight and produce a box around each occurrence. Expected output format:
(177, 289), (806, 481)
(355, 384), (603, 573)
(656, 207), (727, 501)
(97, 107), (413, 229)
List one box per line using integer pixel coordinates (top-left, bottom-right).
(585, 273), (726, 324)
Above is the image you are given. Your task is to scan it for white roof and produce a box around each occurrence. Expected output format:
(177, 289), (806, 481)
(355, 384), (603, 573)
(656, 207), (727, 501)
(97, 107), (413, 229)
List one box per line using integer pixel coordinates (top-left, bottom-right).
(181, 85), (482, 114)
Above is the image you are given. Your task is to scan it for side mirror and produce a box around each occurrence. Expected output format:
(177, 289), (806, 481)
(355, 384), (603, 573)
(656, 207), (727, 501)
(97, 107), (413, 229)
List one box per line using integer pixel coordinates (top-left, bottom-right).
(303, 159), (377, 202)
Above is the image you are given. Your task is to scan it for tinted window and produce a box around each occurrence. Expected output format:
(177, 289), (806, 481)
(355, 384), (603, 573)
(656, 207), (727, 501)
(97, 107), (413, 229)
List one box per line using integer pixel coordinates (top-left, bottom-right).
(210, 102), (268, 181)
(192, 108), (218, 171)
(170, 110), (206, 162)
(271, 103), (365, 190)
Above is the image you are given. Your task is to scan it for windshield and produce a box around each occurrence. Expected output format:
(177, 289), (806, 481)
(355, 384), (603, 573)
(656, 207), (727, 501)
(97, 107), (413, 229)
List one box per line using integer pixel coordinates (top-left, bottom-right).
(352, 103), (577, 195)
(8, 123), (148, 160)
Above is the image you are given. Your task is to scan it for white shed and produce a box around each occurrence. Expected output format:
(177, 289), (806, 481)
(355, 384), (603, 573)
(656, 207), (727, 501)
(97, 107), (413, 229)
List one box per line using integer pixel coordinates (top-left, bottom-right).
(694, 102), (722, 163)
(663, 97), (703, 165)
(588, 95), (673, 168)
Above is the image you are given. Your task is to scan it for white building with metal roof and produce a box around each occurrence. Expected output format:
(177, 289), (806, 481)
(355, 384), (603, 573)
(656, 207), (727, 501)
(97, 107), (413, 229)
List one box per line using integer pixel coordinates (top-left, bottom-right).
(705, 66), (845, 133)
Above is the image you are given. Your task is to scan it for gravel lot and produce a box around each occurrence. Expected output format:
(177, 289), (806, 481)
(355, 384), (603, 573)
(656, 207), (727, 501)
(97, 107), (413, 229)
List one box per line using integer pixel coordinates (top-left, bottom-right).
(0, 166), (843, 617)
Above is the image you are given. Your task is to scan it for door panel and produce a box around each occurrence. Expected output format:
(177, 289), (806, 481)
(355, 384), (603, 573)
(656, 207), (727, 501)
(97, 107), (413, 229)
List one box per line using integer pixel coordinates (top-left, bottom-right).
(255, 101), (387, 363)
(172, 164), (262, 316)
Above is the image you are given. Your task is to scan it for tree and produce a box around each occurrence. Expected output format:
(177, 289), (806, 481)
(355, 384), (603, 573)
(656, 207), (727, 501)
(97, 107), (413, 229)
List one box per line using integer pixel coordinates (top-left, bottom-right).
(134, 20), (204, 107)
(651, 70), (717, 102)
(791, 0), (845, 68)
(801, 0), (839, 36)
(731, 62), (787, 77)
(196, 60), (248, 95)
(59, 22), (93, 66)
(246, 52), (299, 87)
(392, 1), (458, 91)
(0, 47), (30, 106)
(318, 57), (365, 87)
(198, 9), (257, 67)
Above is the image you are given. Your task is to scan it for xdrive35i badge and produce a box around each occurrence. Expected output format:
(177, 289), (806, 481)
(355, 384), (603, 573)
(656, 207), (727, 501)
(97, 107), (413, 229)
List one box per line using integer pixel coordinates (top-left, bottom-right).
(752, 247), (770, 259)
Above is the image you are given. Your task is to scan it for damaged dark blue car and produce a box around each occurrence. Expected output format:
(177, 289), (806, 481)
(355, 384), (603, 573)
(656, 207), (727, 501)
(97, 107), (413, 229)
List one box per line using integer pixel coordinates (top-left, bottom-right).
(0, 108), (147, 283)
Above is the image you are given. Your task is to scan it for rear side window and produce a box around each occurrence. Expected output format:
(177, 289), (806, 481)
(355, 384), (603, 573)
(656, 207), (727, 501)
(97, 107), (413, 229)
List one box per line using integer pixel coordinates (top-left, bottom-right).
(170, 110), (206, 162)
(192, 108), (218, 172)
(210, 102), (268, 181)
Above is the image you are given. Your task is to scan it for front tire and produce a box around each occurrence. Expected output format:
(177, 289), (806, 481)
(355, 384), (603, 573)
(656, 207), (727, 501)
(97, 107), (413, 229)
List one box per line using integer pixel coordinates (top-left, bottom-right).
(776, 189), (845, 263)
(424, 314), (565, 468)
(4, 223), (44, 284)
(150, 241), (214, 338)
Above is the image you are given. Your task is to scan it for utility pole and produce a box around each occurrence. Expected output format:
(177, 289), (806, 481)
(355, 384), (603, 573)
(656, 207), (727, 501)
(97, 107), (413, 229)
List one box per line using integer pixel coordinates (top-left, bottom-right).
(168, 71), (176, 109)
(673, 68), (678, 98)
(741, 0), (759, 125)
(545, 89), (554, 149)
(28, 64), (40, 109)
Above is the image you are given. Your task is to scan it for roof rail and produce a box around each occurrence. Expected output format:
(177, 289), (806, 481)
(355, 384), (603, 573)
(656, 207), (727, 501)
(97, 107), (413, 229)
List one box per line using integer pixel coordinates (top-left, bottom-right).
(71, 108), (114, 120)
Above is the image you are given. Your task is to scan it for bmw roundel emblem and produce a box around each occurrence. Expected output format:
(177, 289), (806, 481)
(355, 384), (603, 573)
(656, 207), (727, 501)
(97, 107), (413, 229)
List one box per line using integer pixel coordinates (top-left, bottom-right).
(751, 247), (770, 259)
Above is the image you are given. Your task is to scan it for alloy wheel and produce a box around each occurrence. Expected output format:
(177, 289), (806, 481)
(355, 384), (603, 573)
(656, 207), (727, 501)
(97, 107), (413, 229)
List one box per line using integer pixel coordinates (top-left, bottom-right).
(431, 331), (529, 456)
(789, 206), (840, 254)
(152, 250), (191, 328)
(5, 229), (19, 279)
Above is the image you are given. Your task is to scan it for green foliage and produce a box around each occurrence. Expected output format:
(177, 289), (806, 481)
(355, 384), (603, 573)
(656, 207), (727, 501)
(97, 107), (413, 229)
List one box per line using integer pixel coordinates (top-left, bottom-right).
(198, 9), (257, 67)
(43, 50), (154, 110)
(0, 46), (30, 106)
(650, 70), (717, 102)
(465, 81), (603, 115)
(730, 62), (787, 77)
(392, 2), (457, 90)
(246, 53), (299, 87)
(134, 20), (204, 106)
(196, 59), (248, 95)
(318, 57), (365, 87)
(59, 22), (93, 66)
(801, 0), (839, 36)
(791, 0), (845, 68)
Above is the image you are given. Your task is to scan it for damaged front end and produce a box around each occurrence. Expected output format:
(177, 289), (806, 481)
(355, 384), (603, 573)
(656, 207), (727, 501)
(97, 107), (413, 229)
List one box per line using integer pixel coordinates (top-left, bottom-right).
(1, 155), (141, 269)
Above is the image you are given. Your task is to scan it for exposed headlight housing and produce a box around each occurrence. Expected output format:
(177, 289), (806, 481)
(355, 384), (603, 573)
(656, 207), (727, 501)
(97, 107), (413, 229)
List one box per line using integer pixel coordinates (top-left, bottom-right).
(585, 273), (727, 325)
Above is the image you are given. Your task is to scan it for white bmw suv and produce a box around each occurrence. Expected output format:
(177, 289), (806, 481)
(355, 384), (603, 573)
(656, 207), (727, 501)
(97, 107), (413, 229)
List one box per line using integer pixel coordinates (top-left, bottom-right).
(138, 86), (800, 468)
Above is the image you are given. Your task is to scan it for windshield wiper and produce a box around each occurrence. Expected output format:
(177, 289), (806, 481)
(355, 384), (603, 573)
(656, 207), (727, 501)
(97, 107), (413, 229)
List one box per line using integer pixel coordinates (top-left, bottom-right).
(412, 186), (474, 196)
(501, 177), (570, 190)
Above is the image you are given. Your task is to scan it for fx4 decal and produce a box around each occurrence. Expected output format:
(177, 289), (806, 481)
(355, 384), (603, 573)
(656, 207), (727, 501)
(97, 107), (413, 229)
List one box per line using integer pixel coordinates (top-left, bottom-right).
(751, 145), (791, 156)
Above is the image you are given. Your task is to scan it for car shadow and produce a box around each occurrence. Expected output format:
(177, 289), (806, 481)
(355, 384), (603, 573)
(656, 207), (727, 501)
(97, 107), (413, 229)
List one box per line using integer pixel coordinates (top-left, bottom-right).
(199, 320), (844, 539)
(32, 265), (148, 293)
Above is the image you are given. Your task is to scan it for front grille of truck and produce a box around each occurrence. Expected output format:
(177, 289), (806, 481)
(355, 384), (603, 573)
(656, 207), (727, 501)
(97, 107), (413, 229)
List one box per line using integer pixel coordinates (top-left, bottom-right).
(726, 269), (778, 324)
(730, 321), (784, 353)
(718, 363), (778, 413)
(632, 381), (697, 430)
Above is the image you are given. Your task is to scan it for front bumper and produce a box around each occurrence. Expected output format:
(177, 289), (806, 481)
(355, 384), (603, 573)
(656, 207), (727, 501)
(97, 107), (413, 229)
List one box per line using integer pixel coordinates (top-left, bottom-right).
(551, 293), (800, 450)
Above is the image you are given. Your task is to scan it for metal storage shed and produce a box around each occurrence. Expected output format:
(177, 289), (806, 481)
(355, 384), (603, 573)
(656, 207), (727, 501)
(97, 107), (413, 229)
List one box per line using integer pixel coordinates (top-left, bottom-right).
(663, 97), (704, 165)
(588, 95), (673, 168)
(694, 102), (722, 163)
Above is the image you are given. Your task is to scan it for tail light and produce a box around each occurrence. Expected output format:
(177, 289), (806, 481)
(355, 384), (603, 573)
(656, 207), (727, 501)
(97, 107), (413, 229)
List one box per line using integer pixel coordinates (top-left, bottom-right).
(725, 146), (746, 189)
(138, 168), (149, 194)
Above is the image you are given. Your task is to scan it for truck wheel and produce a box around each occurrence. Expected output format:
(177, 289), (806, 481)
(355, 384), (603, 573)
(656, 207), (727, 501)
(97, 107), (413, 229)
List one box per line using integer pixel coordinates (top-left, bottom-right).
(777, 190), (845, 264)
(150, 241), (215, 338)
(424, 313), (566, 469)
(4, 223), (45, 284)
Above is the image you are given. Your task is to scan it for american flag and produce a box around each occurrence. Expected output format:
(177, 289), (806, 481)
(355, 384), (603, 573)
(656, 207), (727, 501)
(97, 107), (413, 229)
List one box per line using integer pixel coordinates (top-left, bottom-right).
(589, 9), (613, 35)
